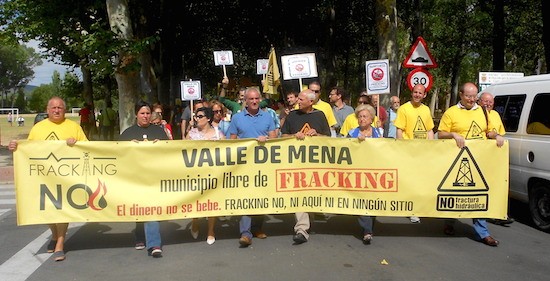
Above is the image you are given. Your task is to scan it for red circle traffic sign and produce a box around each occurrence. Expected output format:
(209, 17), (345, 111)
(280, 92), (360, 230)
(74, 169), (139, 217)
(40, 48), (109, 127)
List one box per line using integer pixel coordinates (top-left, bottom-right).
(407, 68), (433, 92)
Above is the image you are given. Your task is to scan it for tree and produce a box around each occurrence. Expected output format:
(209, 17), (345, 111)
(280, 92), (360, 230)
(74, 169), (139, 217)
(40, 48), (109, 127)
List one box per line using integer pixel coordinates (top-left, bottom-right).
(0, 43), (41, 106)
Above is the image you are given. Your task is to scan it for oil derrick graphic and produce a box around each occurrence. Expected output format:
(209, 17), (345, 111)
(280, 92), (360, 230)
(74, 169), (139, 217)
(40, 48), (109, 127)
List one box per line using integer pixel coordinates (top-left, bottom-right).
(437, 147), (489, 192)
(413, 116), (427, 139)
(453, 158), (475, 186)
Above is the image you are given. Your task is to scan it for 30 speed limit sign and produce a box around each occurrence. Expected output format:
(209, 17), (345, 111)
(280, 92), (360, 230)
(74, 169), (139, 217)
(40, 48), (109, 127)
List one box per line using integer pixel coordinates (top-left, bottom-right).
(407, 68), (433, 92)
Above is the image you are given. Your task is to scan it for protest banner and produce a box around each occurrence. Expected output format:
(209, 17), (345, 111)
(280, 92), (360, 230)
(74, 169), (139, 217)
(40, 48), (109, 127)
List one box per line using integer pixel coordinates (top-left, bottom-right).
(14, 138), (508, 225)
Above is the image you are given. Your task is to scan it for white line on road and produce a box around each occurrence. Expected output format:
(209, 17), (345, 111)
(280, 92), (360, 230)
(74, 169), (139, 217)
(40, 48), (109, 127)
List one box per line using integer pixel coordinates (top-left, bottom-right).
(0, 199), (15, 205)
(0, 223), (84, 281)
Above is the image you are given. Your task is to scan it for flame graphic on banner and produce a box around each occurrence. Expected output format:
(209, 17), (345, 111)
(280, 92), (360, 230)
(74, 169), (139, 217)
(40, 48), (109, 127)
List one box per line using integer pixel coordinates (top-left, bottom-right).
(88, 179), (108, 210)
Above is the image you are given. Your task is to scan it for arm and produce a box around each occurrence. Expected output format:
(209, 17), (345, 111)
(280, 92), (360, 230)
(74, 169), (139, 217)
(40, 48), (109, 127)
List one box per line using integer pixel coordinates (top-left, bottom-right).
(396, 128), (404, 139)
(438, 131), (465, 148)
(486, 131), (504, 147)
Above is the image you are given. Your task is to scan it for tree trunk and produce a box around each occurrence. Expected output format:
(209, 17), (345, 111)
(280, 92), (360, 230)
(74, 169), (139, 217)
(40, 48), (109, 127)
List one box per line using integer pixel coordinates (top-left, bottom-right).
(106, 0), (141, 132)
(375, 0), (398, 106)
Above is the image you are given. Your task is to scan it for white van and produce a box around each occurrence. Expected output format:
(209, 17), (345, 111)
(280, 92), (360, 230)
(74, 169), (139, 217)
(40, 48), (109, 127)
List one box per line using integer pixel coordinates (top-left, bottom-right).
(483, 74), (550, 231)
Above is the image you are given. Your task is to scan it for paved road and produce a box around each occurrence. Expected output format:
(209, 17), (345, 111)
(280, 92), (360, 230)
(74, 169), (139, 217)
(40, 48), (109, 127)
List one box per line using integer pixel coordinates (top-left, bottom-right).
(1, 181), (549, 281)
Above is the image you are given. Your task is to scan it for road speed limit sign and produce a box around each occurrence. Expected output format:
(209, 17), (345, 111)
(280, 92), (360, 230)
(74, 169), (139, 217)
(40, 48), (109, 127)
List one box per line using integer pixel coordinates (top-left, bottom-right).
(407, 68), (433, 92)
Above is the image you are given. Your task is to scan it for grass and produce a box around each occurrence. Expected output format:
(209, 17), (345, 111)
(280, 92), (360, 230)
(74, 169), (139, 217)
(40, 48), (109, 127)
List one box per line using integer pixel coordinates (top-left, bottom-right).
(0, 113), (80, 146)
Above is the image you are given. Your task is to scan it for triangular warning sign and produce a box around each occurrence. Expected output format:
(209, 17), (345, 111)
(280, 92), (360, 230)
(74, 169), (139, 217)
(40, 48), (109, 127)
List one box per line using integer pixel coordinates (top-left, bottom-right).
(413, 116), (428, 139)
(299, 123), (312, 134)
(437, 147), (489, 192)
(466, 121), (485, 140)
(46, 132), (60, 140)
(403, 36), (438, 68)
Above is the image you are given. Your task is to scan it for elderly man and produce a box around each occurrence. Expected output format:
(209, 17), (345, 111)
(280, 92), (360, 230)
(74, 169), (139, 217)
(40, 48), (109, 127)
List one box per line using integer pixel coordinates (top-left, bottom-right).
(281, 89), (331, 244)
(227, 87), (277, 247)
(385, 95), (401, 138)
(438, 82), (504, 247)
(478, 92), (514, 226)
(9, 97), (88, 262)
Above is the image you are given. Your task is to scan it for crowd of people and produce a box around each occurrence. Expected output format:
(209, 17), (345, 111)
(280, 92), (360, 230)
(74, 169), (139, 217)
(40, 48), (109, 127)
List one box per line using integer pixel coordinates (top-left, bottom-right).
(9, 78), (510, 261)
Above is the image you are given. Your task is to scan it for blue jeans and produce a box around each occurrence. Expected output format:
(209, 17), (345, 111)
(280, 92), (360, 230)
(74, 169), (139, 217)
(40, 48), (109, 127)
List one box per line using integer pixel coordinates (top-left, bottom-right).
(239, 215), (264, 238)
(145, 221), (161, 249)
(445, 218), (490, 239)
(358, 216), (374, 234)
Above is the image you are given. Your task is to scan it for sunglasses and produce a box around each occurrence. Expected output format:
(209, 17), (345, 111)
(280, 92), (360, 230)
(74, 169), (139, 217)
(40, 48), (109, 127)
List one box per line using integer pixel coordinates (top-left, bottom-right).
(213, 110), (223, 114)
(194, 115), (206, 119)
(312, 90), (320, 93)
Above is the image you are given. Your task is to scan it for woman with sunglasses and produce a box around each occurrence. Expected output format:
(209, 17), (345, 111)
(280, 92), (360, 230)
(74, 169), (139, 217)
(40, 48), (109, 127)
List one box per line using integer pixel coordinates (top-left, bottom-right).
(186, 106), (225, 244)
(209, 100), (231, 138)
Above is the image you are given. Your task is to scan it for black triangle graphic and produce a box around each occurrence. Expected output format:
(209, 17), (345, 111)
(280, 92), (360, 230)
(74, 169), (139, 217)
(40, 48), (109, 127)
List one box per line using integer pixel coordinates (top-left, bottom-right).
(437, 146), (489, 192)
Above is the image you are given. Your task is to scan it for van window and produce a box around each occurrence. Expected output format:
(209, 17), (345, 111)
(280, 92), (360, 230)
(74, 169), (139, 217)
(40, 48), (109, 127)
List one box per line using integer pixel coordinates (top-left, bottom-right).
(494, 94), (525, 132)
(527, 93), (550, 135)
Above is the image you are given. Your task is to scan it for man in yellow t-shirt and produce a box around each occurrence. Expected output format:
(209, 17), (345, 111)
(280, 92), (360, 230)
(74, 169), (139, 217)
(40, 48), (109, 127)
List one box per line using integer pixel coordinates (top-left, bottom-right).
(478, 92), (515, 226)
(9, 97), (88, 262)
(438, 82), (504, 247)
(395, 84), (434, 140)
(394, 84), (434, 224)
(307, 81), (337, 128)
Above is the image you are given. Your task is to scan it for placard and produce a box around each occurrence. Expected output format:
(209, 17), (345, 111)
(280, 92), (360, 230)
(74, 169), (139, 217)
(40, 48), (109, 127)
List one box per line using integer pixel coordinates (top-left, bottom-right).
(180, 81), (201, 101)
(281, 53), (318, 80)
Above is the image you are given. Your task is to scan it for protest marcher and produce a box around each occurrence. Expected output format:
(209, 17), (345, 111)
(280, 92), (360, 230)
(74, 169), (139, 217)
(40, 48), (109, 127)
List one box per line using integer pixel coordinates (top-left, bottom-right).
(9, 96), (88, 262)
(394, 84), (434, 223)
(210, 100), (231, 138)
(385, 95), (400, 138)
(438, 82), (504, 247)
(329, 86), (354, 136)
(227, 87), (277, 247)
(340, 94), (379, 137)
(186, 106), (225, 244)
(370, 94), (387, 129)
(307, 81), (337, 132)
(119, 100), (170, 257)
(281, 89), (331, 244)
(346, 104), (381, 244)
(279, 91), (298, 128)
(478, 92), (514, 226)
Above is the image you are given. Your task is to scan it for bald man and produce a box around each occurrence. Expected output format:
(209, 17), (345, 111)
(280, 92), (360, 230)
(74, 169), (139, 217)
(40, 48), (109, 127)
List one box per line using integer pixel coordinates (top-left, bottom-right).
(438, 82), (504, 247)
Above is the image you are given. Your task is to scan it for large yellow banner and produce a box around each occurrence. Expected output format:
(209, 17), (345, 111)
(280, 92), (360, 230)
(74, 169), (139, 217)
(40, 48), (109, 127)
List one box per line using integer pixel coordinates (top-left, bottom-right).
(14, 138), (508, 225)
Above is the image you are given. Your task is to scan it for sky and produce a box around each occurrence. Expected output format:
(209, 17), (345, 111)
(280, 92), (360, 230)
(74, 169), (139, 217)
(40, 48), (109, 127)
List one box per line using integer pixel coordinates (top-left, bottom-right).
(26, 40), (81, 86)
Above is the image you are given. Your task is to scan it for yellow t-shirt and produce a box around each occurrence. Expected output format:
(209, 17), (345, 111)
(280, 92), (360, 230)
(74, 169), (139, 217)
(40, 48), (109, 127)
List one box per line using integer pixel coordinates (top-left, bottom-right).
(438, 104), (489, 140)
(488, 110), (506, 136)
(339, 113), (379, 137)
(28, 119), (89, 141)
(394, 102), (434, 139)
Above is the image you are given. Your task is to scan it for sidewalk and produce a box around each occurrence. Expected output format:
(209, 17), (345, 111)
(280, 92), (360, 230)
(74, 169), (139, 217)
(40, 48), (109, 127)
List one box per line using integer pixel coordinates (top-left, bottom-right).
(0, 146), (14, 184)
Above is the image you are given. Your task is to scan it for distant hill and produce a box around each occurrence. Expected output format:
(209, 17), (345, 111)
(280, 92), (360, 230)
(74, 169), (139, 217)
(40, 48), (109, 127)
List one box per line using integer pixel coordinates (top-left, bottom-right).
(24, 85), (38, 93)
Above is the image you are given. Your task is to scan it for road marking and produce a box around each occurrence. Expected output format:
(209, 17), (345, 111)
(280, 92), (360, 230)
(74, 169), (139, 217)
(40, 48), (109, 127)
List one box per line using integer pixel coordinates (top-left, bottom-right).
(0, 223), (84, 281)
(0, 208), (10, 218)
(0, 199), (16, 205)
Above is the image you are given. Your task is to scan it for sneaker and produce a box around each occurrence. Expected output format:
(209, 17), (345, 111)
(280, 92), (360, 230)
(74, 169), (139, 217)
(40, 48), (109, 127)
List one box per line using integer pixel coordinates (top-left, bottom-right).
(410, 216), (421, 223)
(363, 234), (373, 245)
(150, 247), (162, 258)
(292, 233), (308, 244)
(135, 242), (146, 250)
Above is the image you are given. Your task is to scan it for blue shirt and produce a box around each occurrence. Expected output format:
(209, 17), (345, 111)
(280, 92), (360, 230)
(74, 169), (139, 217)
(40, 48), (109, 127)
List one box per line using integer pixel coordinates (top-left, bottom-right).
(227, 108), (276, 138)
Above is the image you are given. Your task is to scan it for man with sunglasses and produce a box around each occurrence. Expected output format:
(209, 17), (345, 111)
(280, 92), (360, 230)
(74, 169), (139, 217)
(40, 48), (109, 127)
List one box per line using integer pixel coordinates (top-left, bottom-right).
(307, 81), (337, 133)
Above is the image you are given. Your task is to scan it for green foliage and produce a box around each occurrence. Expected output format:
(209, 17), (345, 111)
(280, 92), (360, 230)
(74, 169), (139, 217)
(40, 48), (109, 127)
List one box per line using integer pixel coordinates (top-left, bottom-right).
(28, 84), (54, 112)
(0, 42), (41, 92)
